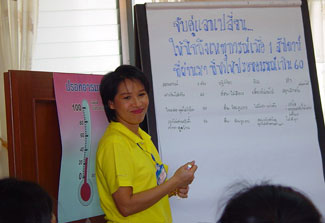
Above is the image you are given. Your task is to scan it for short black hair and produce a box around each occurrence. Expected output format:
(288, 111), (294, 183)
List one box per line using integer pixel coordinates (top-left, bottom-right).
(0, 178), (53, 223)
(100, 65), (150, 122)
(218, 183), (321, 223)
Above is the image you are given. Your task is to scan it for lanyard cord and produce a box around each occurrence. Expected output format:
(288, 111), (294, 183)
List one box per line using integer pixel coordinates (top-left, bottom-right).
(136, 143), (158, 165)
(137, 143), (166, 186)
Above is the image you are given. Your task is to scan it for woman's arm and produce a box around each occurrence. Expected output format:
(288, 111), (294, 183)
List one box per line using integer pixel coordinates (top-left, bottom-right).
(112, 161), (197, 217)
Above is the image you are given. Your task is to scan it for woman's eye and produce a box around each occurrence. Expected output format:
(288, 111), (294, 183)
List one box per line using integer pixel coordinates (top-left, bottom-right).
(123, 96), (131, 100)
(139, 92), (147, 97)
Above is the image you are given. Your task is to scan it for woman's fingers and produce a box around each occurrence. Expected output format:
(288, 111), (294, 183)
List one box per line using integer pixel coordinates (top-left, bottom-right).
(176, 185), (189, 198)
(177, 191), (188, 198)
(174, 161), (198, 187)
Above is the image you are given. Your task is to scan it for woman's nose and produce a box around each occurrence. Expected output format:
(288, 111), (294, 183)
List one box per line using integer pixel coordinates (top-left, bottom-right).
(132, 97), (141, 106)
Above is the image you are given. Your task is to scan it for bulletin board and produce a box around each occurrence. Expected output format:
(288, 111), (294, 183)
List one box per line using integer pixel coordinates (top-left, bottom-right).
(134, 1), (325, 222)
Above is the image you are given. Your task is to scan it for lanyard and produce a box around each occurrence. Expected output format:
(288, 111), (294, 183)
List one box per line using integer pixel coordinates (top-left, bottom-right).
(136, 143), (159, 166)
(137, 143), (167, 186)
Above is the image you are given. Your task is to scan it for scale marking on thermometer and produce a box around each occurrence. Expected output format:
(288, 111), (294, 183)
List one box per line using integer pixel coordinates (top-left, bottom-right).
(78, 99), (93, 206)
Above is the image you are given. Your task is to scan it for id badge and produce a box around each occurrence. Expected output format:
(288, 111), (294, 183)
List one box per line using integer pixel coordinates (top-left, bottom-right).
(156, 164), (167, 185)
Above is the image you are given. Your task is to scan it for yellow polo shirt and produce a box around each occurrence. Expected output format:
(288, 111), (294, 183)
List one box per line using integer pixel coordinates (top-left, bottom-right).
(96, 122), (172, 223)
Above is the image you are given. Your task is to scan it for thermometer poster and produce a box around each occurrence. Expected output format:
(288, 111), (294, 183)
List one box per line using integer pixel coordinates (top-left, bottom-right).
(54, 73), (107, 222)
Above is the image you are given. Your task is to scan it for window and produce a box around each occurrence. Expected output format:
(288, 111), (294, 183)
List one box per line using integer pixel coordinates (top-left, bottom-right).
(32, 0), (121, 74)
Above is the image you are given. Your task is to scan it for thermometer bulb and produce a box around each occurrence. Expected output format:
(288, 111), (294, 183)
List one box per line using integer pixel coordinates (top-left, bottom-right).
(80, 158), (91, 202)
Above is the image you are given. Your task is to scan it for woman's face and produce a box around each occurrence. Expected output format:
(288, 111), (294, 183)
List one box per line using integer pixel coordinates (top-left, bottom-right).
(109, 79), (149, 132)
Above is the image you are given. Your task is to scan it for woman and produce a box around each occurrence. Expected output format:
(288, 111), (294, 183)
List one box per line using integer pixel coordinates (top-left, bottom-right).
(96, 65), (198, 223)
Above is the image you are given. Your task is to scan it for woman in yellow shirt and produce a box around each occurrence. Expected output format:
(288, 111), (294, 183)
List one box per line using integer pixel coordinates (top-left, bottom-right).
(96, 65), (197, 223)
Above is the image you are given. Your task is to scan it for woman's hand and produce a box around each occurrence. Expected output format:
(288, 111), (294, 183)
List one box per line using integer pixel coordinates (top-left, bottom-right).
(169, 185), (190, 198)
(112, 161), (197, 217)
(172, 161), (198, 188)
(177, 185), (190, 198)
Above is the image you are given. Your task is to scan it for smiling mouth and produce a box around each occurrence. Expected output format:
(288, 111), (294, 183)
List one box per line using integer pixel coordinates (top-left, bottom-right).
(131, 109), (144, 114)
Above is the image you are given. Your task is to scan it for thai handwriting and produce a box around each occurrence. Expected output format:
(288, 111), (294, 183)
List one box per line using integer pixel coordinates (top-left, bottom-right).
(253, 102), (277, 109)
(218, 79), (232, 87)
(224, 104), (248, 112)
(220, 90), (245, 96)
(173, 61), (208, 77)
(234, 118), (250, 125)
(169, 37), (264, 57)
(252, 87), (274, 95)
(167, 117), (191, 132)
(257, 116), (283, 127)
(276, 36), (302, 53)
(208, 56), (304, 76)
(173, 13), (253, 36)
(164, 92), (186, 97)
(165, 106), (195, 114)
(162, 80), (179, 87)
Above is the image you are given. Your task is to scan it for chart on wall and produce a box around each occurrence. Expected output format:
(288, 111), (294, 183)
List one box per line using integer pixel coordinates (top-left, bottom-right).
(142, 1), (325, 222)
(54, 73), (107, 223)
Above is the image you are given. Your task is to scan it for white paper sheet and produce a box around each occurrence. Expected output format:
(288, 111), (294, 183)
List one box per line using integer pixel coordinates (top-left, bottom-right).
(146, 2), (325, 222)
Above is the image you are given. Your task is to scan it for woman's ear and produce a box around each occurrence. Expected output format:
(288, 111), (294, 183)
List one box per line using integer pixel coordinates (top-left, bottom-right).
(108, 100), (115, 109)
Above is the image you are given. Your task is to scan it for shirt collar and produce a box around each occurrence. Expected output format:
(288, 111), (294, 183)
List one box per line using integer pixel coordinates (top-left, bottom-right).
(109, 122), (151, 144)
